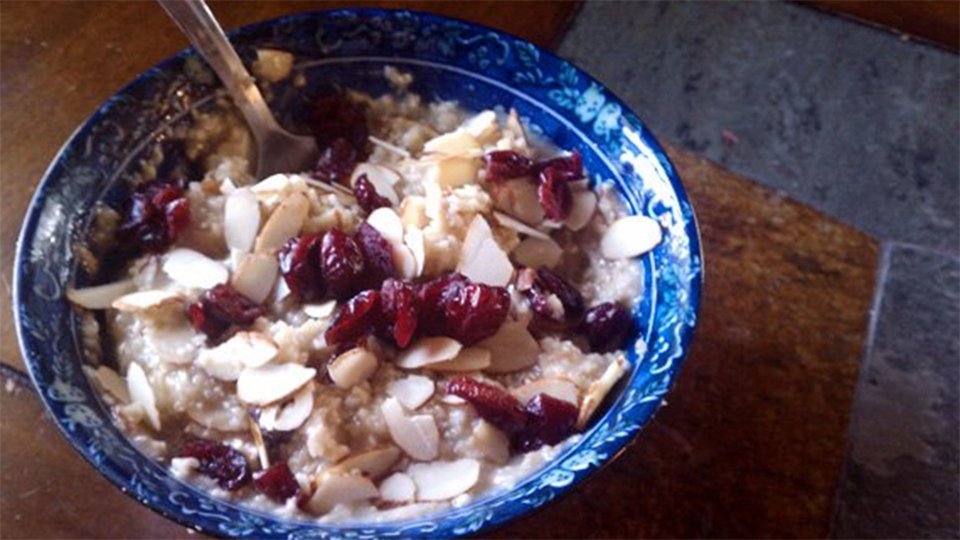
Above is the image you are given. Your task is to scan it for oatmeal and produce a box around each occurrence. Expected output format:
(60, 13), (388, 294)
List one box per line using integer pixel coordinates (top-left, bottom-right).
(68, 68), (663, 522)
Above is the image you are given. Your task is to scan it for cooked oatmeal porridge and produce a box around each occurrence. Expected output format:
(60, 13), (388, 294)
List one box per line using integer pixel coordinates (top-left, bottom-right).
(67, 66), (663, 523)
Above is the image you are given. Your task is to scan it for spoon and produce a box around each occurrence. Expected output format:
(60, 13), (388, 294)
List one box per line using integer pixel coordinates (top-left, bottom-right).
(158, 0), (318, 179)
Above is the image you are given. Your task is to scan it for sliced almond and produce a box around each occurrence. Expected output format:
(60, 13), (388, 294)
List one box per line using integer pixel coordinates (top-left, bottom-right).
(366, 207), (405, 243)
(302, 300), (337, 319)
(441, 394), (467, 405)
(463, 110), (499, 144)
(461, 237), (514, 287)
(512, 377), (580, 406)
(404, 227), (426, 278)
(224, 187), (260, 252)
(161, 248), (229, 290)
(67, 280), (136, 310)
(492, 211), (552, 241)
(248, 415), (271, 469)
(394, 243), (418, 280)
(254, 192), (309, 253)
(328, 347), (378, 389)
(423, 129), (481, 157)
(494, 179), (544, 225)
(196, 346), (244, 381)
(407, 459), (480, 501)
(511, 236), (563, 269)
(87, 365), (130, 403)
(386, 375), (435, 410)
(395, 337), (463, 369)
(425, 156), (479, 188)
(330, 446), (401, 480)
(564, 190), (597, 231)
(126, 363), (160, 431)
(304, 177), (357, 205)
(503, 108), (529, 151)
(112, 290), (183, 313)
(306, 473), (379, 515)
(379, 472), (416, 503)
(459, 214), (493, 267)
(259, 381), (314, 432)
(198, 331), (278, 380)
(399, 196), (428, 229)
(186, 404), (248, 432)
(236, 363), (316, 406)
(478, 321), (540, 373)
(472, 420), (510, 465)
(350, 164), (400, 206)
(601, 215), (663, 259)
(368, 135), (411, 159)
(576, 355), (628, 430)
(381, 397), (439, 461)
(230, 253), (278, 303)
(426, 347), (491, 372)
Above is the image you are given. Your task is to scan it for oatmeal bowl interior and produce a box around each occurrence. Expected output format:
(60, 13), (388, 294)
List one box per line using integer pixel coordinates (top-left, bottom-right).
(14, 8), (702, 539)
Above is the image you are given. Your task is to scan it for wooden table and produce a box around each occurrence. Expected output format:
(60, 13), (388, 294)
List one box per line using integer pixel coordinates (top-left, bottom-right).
(0, 2), (880, 538)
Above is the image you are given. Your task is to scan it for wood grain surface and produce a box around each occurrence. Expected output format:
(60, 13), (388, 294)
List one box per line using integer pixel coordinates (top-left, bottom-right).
(1, 1), (880, 538)
(804, 0), (960, 50)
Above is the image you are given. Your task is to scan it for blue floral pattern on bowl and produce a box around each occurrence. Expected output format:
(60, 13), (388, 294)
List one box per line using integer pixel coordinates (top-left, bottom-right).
(14, 9), (702, 539)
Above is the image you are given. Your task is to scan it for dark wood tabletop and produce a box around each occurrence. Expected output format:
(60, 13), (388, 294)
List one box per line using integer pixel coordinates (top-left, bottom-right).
(0, 1), (885, 538)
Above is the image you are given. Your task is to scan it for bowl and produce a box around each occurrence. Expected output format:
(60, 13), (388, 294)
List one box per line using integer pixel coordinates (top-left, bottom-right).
(14, 8), (702, 538)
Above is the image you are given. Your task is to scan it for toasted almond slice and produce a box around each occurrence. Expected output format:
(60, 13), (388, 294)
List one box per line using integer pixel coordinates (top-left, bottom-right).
(303, 177), (357, 204)
(224, 187), (260, 252)
(161, 248), (229, 290)
(494, 179), (544, 225)
(254, 192), (309, 253)
(351, 164), (400, 206)
(259, 382), (314, 431)
(463, 110), (499, 144)
(478, 321), (540, 373)
(460, 238), (514, 287)
(126, 363), (160, 431)
(405, 227), (426, 278)
(248, 414), (271, 469)
(399, 196), (428, 229)
(511, 236), (563, 269)
(330, 446), (402, 480)
(328, 347), (378, 389)
(379, 472), (416, 503)
(493, 211), (552, 241)
(423, 129), (481, 157)
(196, 345), (244, 381)
(425, 156), (479, 188)
(306, 474), (379, 515)
(112, 290), (183, 313)
(394, 243), (418, 280)
(186, 404), (248, 432)
(601, 215), (663, 259)
(67, 280), (136, 309)
(503, 108), (529, 151)
(459, 215), (493, 267)
(381, 397), (439, 461)
(251, 173), (293, 193)
(407, 459), (480, 501)
(198, 331), (278, 380)
(472, 419), (510, 465)
(87, 365), (130, 403)
(568, 178), (591, 191)
(512, 377), (580, 406)
(576, 355), (629, 430)
(426, 347), (491, 372)
(564, 190), (597, 231)
(236, 363), (316, 406)
(441, 394), (467, 405)
(368, 135), (412, 159)
(303, 300), (337, 319)
(367, 207), (405, 243)
(386, 375), (435, 410)
(395, 337), (463, 369)
(231, 253), (278, 304)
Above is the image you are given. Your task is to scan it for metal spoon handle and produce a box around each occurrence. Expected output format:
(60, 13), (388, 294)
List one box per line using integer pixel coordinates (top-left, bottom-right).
(157, 0), (277, 134)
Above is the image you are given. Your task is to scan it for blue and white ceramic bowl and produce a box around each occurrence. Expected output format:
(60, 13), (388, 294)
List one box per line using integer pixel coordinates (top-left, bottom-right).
(14, 9), (702, 538)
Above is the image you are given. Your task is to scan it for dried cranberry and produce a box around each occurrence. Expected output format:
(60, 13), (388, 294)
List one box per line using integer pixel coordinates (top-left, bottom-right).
(513, 393), (579, 453)
(581, 302), (633, 352)
(324, 290), (382, 346)
(178, 438), (251, 490)
(416, 273), (470, 336)
(443, 282), (510, 345)
(253, 462), (301, 503)
(520, 268), (585, 329)
(484, 150), (534, 183)
(117, 179), (191, 254)
(535, 152), (583, 184)
(189, 284), (265, 340)
(446, 377), (527, 434)
(380, 279), (419, 348)
(321, 229), (365, 300)
(310, 93), (369, 153)
(313, 137), (358, 184)
(353, 174), (392, 214)
(537, 166), (573, 220)
(277, 234), (324, 300)
(354, 223), (396, 289)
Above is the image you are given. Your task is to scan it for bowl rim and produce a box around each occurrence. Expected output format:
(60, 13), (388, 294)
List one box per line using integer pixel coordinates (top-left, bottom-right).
(13, 7), (703, 538)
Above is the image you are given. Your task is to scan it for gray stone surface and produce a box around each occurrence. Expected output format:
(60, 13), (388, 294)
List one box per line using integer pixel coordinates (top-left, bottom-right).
(558, 1), (959, 253)
(833, 245), (959, 538)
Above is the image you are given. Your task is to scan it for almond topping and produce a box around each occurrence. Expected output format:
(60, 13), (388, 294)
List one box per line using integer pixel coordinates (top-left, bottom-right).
(112, 290), (183, 313)
(248, 415), (271, 470)
(330, 447), (402, 480)
(386, 375), (435, 410)
(302, 300), (337, 319)
(425, 156), (479, 188)
(471, 420), (510, 465)
(379, 472), (416, 503)
(407, 459), (480, 501)
(231, 253), (278, 303)
(258, 382), (314, 432)
(236, 363), (316, 406)
(224, 187), (260, 252)
(366, 207), (405, 243)
(601, 215), (663, 259)
(351, 163), (400, 206)
(423, 129), (481, 157)
(405, 227), (426, 278)
(126, 363), (160, 431)
(564, 190), (597, 231)
(395, 337), (463, 369)
(86, 366), (130, 403)
(478, 321), (540, 373)
(381, 397), (439, 461)
(463, 110), (500, 144)
(493, 178), (544, 225)
(254, 192), (309, 253)
(162, 248), (229, 289)
(492, 211), (552, 241)
(576, 355), (628, 430)
(328, 347), (379, 389)
(425, 347), (491, 372)
(306, 474), (379, 515)
(67, 280), (136, 310)
(460, 238), (514, 287)
(511, 237), (563, 269)
(512, 377), (580, 406)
